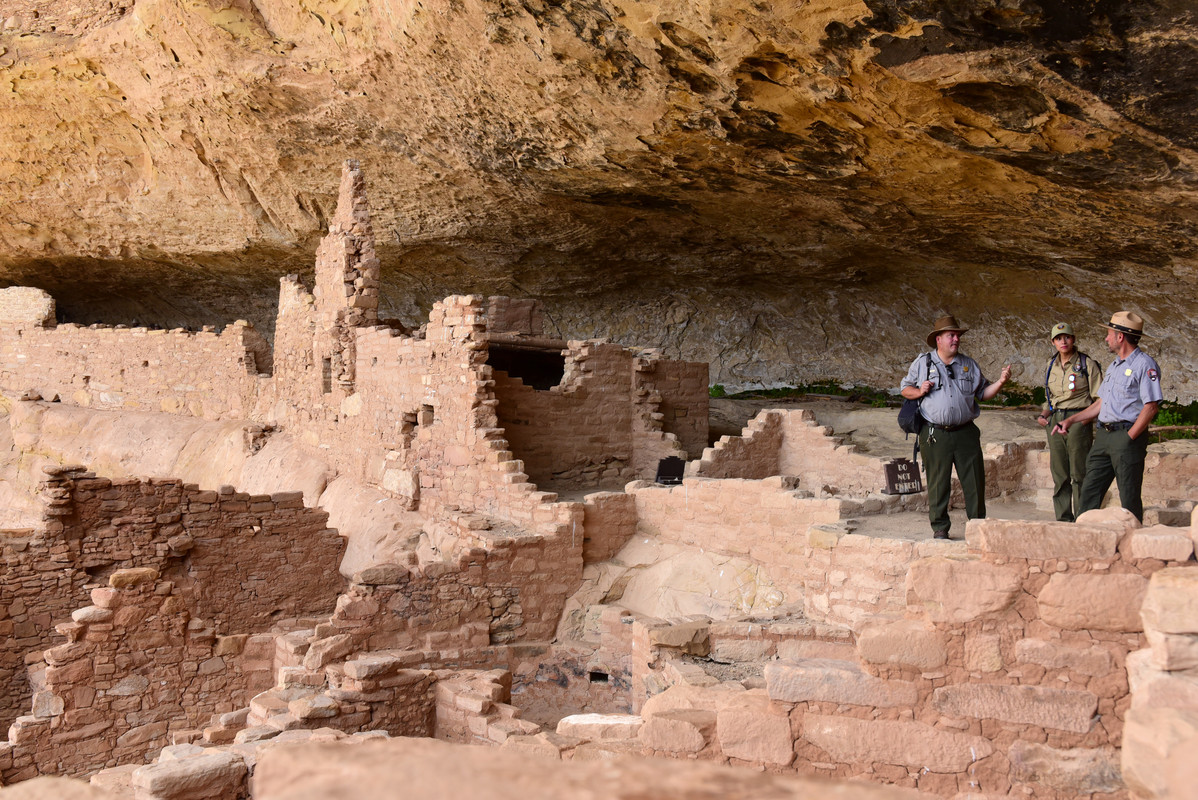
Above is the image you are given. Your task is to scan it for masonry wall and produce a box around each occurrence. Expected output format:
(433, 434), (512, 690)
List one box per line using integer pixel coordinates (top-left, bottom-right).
(636, 357), (709, 460)
(493, 342), (637, 489)
(0, 291), (266, 421)
(691, 409), (886, 494)
(628, 477), (850, 601)
(0, 572), (266, 782)
(305, 523), (583, 668)
(627, 513), (1196, 798)
(0, 466), (344, 730)
(1120, 554), (1198, 800)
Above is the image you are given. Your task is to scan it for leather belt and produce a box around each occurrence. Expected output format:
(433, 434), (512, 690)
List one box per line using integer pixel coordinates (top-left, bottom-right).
(1052, 408), (1085, 418)
(928, 422), (970, 432)
(1099, 421), (1133, 432)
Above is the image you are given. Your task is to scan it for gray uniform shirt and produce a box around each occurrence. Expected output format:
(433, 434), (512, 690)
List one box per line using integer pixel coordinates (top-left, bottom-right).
(1097, 348), (1163, 424)
(901, 352), (989, 427)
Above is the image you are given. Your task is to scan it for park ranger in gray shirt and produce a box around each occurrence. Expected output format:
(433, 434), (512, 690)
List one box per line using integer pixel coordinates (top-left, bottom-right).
(901, 315), (1012, 538)
(1055, 311), (1162, 520)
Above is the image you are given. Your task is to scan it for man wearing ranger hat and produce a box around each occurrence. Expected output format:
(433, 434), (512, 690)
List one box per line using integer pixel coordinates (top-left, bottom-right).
(1053, 311), (1161, 520)
(900, 314), (1012, 538)
(1037, 322), (1104, 521)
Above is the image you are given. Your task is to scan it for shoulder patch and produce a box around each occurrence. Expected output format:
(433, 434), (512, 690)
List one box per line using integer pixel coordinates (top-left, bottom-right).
(1148, 368), (1159, 382)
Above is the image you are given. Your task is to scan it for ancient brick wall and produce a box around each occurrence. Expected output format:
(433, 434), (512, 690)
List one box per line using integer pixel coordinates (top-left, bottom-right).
(580, 491), (637, 565)
(488, 341), (704, 490)
(802, 530), (933, 629)
(628, 477), (847, 601)
(0, 571), (266, 782)
(1121, 556), (1198, 799)
(0, 467), (343, 731)
(691, 410), (885, 494)
(778, 411), (887, 494)
(493, 341), (636, 488)
(631, 513), (1196, 798)
(0, 321), (267, 419)
(635, 357), (708, 460)
(307, 524), (583, 666)
(691, 411), (784, 479)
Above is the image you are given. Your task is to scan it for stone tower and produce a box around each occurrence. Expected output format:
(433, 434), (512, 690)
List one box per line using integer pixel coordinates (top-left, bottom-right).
(312, 159), (381, 393)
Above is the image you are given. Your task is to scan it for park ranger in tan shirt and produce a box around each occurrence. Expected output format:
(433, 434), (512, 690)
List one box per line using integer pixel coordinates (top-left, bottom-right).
(1036, 322), (1104, 521)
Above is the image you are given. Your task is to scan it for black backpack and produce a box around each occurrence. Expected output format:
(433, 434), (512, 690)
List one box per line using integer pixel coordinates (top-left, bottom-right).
(898, 353), (936, 435)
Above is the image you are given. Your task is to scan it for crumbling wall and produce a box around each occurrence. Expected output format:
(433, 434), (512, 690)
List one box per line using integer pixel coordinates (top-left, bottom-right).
(303, 524), (583, 669)
(493, 341), (637, 488)
(0, 466), (344, 730)
(777, 411), (887, 494)
(0, 570), (265, 782)
(492, 340), (703, 489)
(1120, 542), (1198, 800)
(580, 491), (637, 565)
(691, 411), (784, 479)
(691, 409), (884, 493)
(640, 358), (708, 460)
(802, 529), (936, 630)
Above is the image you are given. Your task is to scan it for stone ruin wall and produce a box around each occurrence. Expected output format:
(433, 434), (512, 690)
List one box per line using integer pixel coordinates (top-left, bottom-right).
(0, 573), (270, 783)
(0, 285), (268, 421)
(0, 466), (345, 735)
(578, 515), (1197, 798)
(493, 340), (706, 490)
(692, 409), (885, 494)
(1122, 564), (1198, 799)
(310, 529), (584, 658)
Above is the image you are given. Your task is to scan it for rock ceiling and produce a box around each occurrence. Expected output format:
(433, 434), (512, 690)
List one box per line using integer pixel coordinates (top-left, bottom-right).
(1, 0), (1196, 398)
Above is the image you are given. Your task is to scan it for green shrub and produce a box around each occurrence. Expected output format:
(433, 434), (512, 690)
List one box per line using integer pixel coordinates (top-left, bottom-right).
(709, 384), (726, 398)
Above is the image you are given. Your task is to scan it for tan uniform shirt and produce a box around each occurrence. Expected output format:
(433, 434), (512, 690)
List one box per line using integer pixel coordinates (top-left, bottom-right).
(1043, 352), (1104, 412)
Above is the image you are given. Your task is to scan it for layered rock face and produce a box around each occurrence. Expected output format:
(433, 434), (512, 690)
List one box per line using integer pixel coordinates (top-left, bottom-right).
(1, 0), (1196, 397)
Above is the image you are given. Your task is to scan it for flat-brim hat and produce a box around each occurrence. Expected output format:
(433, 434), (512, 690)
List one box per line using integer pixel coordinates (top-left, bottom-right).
(927, 315), (968, 347)
(1103, 311), (1148, 337)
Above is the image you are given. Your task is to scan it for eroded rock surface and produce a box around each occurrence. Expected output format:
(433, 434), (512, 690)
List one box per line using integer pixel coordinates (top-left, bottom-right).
(2, 0), (1196, 397)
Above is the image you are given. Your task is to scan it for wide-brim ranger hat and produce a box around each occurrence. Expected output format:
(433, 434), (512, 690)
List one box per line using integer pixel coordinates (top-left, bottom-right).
(926, 315), (968, 347)
(1050, 322), (1074, 340)
(1103, 311), (1148, 337)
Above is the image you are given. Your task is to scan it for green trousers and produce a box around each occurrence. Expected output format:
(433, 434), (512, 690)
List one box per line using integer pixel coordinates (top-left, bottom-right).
(1047, 410), (1093, 522)
(1079, 426), (1149, 521)
(919, 422), (985, 534)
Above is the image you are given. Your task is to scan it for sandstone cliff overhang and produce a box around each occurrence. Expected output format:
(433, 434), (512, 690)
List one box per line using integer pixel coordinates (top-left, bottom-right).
(1, 0), (1195, 397)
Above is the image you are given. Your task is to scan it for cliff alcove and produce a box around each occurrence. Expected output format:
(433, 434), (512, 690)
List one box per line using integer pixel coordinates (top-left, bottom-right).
(1, 0), (1196, 399)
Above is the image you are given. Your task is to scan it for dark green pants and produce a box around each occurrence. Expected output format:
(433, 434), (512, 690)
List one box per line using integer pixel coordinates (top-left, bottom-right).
(1079, 426), (1149, 521)
(919, 422), (985, 534)
(1047, 410), (1093, 522)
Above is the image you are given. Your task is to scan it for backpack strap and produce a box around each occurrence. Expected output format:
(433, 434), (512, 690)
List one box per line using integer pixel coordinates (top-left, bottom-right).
(914, 352), (935, 462)
(1044, 356), (1056, 412)
(1046, 353), (1093, 413)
